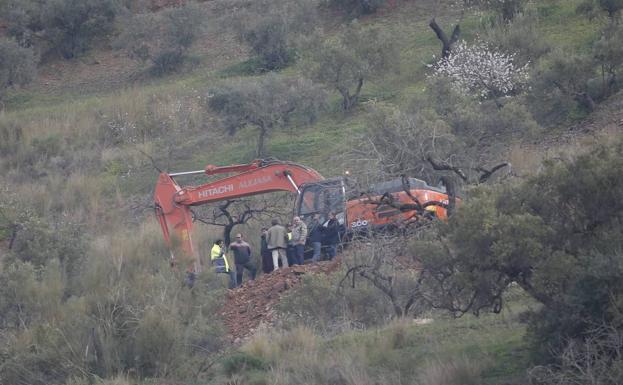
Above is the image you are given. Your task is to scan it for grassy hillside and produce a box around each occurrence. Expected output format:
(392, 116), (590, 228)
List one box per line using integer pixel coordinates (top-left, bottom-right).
(1, 0), (622, 384)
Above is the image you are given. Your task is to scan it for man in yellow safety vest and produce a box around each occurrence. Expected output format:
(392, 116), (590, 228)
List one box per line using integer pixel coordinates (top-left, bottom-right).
(211, 239), (237, 288)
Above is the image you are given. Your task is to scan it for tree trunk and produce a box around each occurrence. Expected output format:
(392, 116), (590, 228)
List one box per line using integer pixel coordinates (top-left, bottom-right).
(429, 19), (461, 58)
(223, 223), (234, 247)
(575, 92), (596, 112)
(439, 176), (456, 217)
(256, 125), (267, 158)
(339, 89), (354, 110)
(339, 78), (364, 111)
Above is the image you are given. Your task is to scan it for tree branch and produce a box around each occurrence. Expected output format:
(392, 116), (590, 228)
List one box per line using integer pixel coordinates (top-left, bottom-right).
(426, 155), (468, 181)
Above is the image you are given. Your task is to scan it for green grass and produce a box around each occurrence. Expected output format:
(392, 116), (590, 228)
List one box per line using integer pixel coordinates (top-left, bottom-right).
(211, 292), (532, 384)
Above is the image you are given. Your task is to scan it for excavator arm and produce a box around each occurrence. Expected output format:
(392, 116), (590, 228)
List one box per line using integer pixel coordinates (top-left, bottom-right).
(154, 159), (324, 271)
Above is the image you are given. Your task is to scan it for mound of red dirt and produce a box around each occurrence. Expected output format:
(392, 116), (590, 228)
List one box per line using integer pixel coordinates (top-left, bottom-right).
(222, 260), (340, 341)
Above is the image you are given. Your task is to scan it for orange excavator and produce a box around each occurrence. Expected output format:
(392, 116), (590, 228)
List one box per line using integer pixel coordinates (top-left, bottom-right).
(154, 159), (451, 270)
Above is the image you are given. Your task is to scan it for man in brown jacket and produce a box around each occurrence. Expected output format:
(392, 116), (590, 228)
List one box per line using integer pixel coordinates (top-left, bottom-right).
(266, 218), (288, 271)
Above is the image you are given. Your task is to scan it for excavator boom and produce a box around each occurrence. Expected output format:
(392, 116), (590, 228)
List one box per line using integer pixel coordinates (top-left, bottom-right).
(154, 159), (324, 270)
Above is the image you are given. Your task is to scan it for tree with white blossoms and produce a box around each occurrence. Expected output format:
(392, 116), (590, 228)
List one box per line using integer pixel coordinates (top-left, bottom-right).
(431, 40), (530, 105)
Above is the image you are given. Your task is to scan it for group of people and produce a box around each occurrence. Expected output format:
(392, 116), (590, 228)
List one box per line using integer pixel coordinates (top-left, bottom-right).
(209, 212), (341, 288)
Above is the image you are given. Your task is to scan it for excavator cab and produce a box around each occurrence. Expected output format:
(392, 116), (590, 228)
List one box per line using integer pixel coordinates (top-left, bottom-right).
(295, 178), (347, 226)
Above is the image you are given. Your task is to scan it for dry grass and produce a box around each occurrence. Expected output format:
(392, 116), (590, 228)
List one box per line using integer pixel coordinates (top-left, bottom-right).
(232, 320), (496, 385)
(418, 357), (487, 385)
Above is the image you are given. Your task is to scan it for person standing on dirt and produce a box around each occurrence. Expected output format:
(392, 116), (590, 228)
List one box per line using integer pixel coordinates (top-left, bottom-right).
(267, 218), (289, 271)
(229, 233), (256, 286)
(210, 239), (237, 289)
(291, 216), (308, 265)
(286, 223), (294, 266)
(309, 214), (325, 263)
(325, 212), (340, 260)
(260, 227), (273, 274)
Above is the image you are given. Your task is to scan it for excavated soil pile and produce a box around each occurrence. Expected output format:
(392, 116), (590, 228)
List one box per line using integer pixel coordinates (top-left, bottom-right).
(222, 260), (340, 341)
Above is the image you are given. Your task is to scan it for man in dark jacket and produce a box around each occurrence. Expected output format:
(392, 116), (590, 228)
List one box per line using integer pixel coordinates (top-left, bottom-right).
(260, 228), (273, 274)
(229, 233), (256, 286)
(309, 214), (325, 262)
(324, 212), (340, 260)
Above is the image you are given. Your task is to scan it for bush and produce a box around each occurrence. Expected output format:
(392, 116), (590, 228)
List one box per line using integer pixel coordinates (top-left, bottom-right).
(41, 0), (119, 58)
(221, 352), (268, 376)
(241, 16), (292, 71)
(276, 271), (398, 331)
(324, 0), (386, 16)
(418, 357), (486, 385)
(231, 0), (317, 72)
(528, 49), (597, 123)
(411, 140), (623, 363)
(115, 2), (205, 75)
(481, 12), (551, 65)
(0, 223), (227, 384)
(150, 50), (186, 76)
(484, 0), (527, 22)
(0, 120), (24, 156)
(0, 37), (37, 100)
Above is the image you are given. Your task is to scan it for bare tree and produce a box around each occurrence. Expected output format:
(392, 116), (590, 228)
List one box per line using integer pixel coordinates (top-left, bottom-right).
(192, 194), (290, 246)
(342, 108), (511, 217)
(339, 235), (429, 318)
(529, 323), (623, 385)
(429, 19), (461, 58)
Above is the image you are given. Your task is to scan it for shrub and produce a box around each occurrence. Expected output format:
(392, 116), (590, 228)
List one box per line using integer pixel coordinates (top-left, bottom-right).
(324, 0), (386, 16)
(231, 0), (317, 72)
(0, 120), (24, 156)
(481, 12), (551, 65)
(484, 0), (527, 22)
(115, 2), (205, 75)
(0, 37), (37, 101)
(528, 49), (597, 123)
(221, 352), (268, 376)
(593, 22), (623, 97)
(241, 16), (292, 71)
(276, 271), (398, 331)
(411, 140), (623, 363)
(0, 222), (227, 384)
(418, 357), (486, 385)
(41, 0), (119, 58)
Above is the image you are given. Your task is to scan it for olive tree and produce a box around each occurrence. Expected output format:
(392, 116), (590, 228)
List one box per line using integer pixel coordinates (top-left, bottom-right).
(413, 140), (623, 361)
(304, 23), (398, 111)
(577, 0), (623, 19)
(232, 0), (317, 72)
(207, 74), (326, 157)
(2, 0), (119, 58)
(530, 49), (597, 117)
(115, 2), (206, 75)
